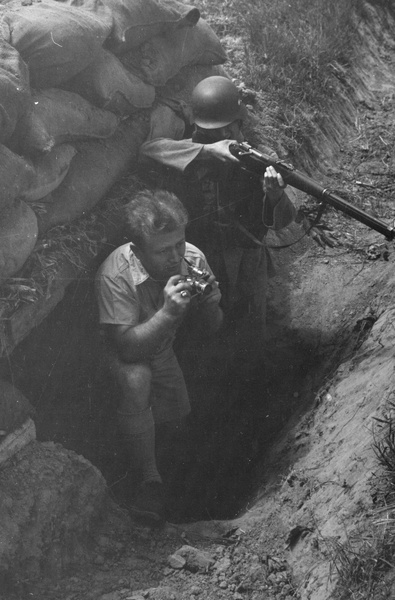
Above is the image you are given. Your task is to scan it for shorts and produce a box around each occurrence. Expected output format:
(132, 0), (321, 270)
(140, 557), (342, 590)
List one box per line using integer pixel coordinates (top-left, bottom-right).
(107, 344), (191, 425)
(149, 346), (190, 423)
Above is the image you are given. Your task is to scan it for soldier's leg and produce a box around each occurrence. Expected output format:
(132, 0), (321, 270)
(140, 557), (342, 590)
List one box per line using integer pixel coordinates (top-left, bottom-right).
(238, 247), (268, 329)
(150, 350), (191, 471)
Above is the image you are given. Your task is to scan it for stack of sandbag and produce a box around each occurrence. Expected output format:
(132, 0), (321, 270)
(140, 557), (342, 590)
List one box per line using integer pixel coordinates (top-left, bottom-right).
(0, 0), (228, 283)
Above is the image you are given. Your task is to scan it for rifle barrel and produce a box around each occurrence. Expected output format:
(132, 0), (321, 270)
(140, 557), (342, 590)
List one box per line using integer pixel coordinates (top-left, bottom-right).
(232, 143), (395, 241)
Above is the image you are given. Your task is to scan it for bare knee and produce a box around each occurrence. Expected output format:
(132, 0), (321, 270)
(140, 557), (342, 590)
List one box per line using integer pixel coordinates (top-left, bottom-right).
(112, 361), (152, 413)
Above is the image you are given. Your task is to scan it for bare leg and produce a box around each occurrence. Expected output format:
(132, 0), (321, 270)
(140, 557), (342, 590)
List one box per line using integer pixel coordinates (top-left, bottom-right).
(112, 361), (162, 484)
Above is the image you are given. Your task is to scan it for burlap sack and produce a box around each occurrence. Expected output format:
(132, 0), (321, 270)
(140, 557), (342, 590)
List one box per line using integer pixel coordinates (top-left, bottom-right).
(63, 49), (155, 116)
(103, 0), (200, 55)
(0, 380), (34, 436)
(122, 19), (227, 86)
(0, 201), (38, 283)
(37, 118), (149, 233)
(22, 145), (77, 203)
(159, 64), (229, 105)
(0, 144), (34, 210)
(146, 103), (186, 141)
(0, 37), (31, 145)
(7, 109), (55, 156)
(154, 65), (229, 133)
(15, 89), (119, 155)
(1, 0), (113, 88)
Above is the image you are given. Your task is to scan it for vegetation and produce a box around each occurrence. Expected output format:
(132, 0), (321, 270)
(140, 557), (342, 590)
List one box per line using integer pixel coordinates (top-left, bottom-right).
(312, 411), (395, 599)
(199, 0), (361, 155)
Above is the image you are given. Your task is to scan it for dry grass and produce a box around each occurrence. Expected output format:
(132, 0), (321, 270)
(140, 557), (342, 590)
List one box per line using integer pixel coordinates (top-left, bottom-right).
(0, 172), (144, 321)
(320, 409), (395, 599)
(325, 528), (394, 599)
(198, 0), (360, 156)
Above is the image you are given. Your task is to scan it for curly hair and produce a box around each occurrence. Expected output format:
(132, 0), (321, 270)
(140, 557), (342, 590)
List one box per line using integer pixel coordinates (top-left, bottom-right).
(124, 189), (189, 248)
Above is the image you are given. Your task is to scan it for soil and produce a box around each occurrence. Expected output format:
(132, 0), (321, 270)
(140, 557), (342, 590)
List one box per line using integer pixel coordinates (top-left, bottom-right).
(4, 3), (395, 600)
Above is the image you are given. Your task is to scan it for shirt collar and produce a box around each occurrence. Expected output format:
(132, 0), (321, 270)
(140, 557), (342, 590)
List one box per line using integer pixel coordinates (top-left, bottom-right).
(127, 246), (150, 286)
(127, 245), (189, 285)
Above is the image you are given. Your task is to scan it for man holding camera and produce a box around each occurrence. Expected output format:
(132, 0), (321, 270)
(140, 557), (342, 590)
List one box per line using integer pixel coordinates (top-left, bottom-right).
(95, 188), (223, 522)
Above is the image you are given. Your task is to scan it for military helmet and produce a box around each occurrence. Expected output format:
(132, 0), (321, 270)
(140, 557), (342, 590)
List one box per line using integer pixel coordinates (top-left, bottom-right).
(191, 76), (248, 129)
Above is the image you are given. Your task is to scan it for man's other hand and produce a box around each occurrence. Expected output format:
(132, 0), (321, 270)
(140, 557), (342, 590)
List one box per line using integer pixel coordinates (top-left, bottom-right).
(162, 275), (193, 318)
(263, 165), (287, 203)
(197, 274), (221, 306)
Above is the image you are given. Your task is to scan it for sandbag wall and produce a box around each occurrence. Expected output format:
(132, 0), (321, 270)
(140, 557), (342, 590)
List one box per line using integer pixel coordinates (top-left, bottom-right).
(0, 0), (228, 283)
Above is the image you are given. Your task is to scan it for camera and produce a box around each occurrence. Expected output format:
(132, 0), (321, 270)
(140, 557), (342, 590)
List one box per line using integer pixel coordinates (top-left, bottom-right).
(184, 260), (212, 296)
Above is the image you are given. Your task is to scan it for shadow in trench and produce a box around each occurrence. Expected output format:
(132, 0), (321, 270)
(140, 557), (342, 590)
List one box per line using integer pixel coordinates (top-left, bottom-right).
(2, 275), (328, 524)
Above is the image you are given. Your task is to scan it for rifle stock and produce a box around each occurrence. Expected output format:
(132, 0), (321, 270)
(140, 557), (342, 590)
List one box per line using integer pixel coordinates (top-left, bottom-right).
(229, 142), (395, 240)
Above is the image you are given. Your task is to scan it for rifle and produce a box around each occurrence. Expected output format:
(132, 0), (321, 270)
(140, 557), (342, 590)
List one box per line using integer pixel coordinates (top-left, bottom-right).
(229, 141), (395, 241)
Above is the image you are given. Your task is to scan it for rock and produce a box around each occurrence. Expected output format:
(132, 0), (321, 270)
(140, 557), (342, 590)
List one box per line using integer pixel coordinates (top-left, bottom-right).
(141, 587), (179, 599)
(214, 557), (232, 574)
(173, 545), (214, 573)
(99, 593), (121, 600)
(0, 441), (108, 578)
(168, 553), (186, 569)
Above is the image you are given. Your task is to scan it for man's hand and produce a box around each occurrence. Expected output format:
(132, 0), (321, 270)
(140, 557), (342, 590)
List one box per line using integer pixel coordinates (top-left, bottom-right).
(200, 140), (240, 164)
(197, 273), (221, 306)
(193, 273), (223, 333)
(162, 275), (193, 318)
(263, 165), (287, 203)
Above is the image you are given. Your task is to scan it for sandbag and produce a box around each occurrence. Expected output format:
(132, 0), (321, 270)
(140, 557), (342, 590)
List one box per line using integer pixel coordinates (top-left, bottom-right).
(7, 109), (55, 156)
(0, 144), (35, 210)
(37, 118), (149, 233)
(161, 64), (229, 102)
(63, 49), (155, 116)
(122, 19), (227, 86)
(103, 0), (200, 55)
(0, 37), (31, 145)
(1, 0), (113, 88)
(146, 103), (186, 141)
(0, 380), (34, 436)
(14, 89), (119, 155)
(21, 145), (77, 202)
(0, 201), (38, 283)
(156, 64), (228, 126)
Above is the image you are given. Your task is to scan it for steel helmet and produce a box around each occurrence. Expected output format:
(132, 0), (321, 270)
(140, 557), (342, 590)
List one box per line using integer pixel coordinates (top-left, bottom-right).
(191, 76), (248, 129)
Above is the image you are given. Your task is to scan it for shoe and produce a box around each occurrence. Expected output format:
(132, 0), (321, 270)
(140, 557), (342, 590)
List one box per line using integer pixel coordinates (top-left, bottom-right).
(129, 481), (165, 522)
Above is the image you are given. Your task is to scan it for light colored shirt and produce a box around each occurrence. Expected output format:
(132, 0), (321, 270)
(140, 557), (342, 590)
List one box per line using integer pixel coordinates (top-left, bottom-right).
(95, 242), (219, 354)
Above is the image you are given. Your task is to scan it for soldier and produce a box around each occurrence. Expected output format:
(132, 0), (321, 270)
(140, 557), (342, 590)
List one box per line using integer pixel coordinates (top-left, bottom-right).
(140, 76), (297, 328)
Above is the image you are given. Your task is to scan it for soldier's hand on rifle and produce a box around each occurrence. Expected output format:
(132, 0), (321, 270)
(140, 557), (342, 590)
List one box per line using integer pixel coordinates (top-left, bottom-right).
(263, 166), (287, 203)
(201, 140), (241, 164)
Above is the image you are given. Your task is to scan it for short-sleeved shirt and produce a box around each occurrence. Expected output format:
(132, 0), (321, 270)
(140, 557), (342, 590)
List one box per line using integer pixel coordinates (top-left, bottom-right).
(95, 241), (218, 357)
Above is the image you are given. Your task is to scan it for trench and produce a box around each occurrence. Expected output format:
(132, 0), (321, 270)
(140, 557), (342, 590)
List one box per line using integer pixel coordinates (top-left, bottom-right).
(2, 235), (336, 524)
(4, 0), (394, 521)
(0, 1), (393, 555)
